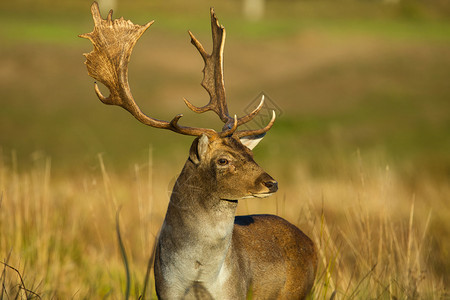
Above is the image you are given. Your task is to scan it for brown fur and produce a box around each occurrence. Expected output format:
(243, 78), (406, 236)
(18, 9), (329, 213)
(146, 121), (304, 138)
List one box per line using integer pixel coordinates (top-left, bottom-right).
(154, 136), (317, 299)
(233, 215), (317, 299)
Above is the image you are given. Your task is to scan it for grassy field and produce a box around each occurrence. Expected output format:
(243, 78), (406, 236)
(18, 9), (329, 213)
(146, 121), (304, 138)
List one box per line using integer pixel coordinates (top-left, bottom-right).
(1, 0), (449, 298)
(1, 150), (448, 298)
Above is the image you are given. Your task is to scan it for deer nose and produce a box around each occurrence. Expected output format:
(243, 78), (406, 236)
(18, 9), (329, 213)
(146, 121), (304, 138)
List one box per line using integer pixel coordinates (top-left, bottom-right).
(263, 180), (278, 193)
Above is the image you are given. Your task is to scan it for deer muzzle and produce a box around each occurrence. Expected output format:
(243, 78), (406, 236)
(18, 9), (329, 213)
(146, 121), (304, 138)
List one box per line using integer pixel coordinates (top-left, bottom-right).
(253, 173), (278, 196)
(263, 179), (278, 194)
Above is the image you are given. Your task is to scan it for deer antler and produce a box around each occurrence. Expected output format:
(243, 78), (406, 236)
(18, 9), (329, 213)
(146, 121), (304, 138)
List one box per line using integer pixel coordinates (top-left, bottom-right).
(80, 2), (274, 138)
(184, 8), (275, 137)
(79, 2), (216, 136)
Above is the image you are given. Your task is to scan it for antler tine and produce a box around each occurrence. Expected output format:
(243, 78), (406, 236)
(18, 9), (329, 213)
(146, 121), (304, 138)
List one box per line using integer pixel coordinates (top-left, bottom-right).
(237, 95), (265, 125)
(80, 2), (216, 137)
(184, 8), (230, 125)
(235, 110), (276, 138)
(185, 9), (273, 136)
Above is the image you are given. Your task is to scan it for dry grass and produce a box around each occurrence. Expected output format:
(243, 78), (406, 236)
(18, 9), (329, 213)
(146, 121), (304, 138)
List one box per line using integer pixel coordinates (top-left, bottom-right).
(0, 149), (447, 299)
(0, 1), (449, 298)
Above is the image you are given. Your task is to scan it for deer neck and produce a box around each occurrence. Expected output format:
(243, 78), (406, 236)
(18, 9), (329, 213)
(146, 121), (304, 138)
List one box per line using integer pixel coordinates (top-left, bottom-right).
(158, 160), (237, 283)
(167, 160), (237, 242)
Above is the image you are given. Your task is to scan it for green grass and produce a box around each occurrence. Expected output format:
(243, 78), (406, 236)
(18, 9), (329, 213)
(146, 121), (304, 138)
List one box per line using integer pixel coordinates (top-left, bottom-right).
(1, 0), (450, 44)
(0, 1), (448, 178)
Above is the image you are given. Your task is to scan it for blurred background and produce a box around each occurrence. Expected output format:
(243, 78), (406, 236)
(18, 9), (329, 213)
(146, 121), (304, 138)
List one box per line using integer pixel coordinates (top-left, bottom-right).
(1, 0), (449, 177)
(0, 0), (449, 298)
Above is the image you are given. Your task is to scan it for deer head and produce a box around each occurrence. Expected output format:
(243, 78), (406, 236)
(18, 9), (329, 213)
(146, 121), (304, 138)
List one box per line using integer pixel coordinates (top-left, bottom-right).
(80, 2), (277, 201)
(181, 134), (278, 204)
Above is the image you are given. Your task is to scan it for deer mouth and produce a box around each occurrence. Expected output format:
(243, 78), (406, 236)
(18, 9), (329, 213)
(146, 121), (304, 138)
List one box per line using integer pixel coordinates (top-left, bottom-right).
(252, 192), (273, 198)
(220, 192), (272, 202)
(248, 192), (274, 199)
(237, 192), (274, 200)
(222, 199), (238, 203)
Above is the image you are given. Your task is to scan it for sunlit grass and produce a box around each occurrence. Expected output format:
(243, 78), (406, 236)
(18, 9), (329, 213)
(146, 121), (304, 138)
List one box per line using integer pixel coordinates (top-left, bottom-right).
(0, 150), (447, 298)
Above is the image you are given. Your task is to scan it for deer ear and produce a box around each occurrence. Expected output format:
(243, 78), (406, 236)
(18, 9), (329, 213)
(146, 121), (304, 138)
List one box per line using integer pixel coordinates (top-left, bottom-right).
(189, 134), (210, 164)
(239, 133), (266, 150)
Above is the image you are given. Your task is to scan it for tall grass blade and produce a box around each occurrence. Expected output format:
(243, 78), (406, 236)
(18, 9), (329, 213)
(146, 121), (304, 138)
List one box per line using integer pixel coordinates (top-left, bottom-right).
(141, 235), (158, 300)
(0, 261), (41, 299)
(116, 209), (130, 300)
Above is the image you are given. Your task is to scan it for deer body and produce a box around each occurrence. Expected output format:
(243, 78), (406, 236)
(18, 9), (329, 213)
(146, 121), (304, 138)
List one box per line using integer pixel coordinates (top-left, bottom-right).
(80, 3), (317, 299)
(154, 136), (316, 299)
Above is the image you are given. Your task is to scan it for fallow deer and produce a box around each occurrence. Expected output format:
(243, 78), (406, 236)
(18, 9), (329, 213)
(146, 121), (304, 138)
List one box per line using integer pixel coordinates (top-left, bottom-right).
(80, 2), (317, 299)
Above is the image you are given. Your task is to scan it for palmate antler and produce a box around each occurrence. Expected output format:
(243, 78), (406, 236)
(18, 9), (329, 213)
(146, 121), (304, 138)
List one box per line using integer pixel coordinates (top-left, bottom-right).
(80, 2), (275, 138)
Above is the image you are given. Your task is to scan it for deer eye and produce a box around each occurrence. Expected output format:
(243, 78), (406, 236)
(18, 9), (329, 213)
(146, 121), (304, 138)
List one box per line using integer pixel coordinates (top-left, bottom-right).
(217, 158), (229, 166)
